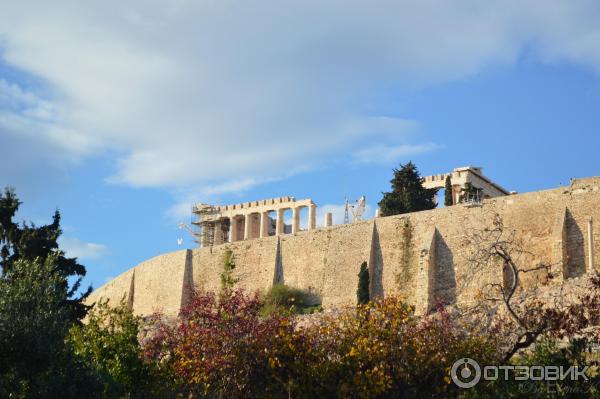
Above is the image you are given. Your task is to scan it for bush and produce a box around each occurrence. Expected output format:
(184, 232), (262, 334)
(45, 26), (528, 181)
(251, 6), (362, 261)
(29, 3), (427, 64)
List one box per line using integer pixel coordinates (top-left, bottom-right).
(143, 289), (298, 398)
(68, 299), (164, 398)
(465, 338), (600, 398)
(301, 299), (500, 398)
(261, 284), (320, 316)
(145, 289), (500, 398)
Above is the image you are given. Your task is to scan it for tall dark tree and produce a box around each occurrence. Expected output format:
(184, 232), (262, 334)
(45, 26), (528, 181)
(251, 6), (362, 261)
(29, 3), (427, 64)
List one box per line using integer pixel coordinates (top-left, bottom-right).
(0, 256), (99, 398)
(378, 162), (439, 217)
(357, 261), (370, 305)
(0, 187), (91, 321)
(444, 175), (454, 206)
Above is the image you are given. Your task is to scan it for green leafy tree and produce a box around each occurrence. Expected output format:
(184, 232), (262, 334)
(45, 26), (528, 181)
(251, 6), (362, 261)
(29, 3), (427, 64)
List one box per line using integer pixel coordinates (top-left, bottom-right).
(69, 300), (163, 398)
(0, 256), (99, 398)
(357, 261), (370, 305)
(444, 175), (453, 206)
(378, 162), (438, 217)
(0, 187), (91, 321)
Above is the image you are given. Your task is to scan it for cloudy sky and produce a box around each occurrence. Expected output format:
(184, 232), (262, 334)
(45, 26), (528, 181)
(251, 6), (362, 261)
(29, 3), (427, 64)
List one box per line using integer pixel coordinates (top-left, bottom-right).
(2, 1), (600, 288)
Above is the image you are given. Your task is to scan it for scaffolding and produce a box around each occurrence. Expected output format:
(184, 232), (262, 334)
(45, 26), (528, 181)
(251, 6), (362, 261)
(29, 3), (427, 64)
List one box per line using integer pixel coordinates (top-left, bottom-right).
(191, 204), (221, 247)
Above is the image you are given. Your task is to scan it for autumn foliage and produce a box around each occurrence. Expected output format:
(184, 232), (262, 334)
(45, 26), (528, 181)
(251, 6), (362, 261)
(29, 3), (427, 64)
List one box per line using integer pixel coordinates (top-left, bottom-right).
(143, 290), (500, 398)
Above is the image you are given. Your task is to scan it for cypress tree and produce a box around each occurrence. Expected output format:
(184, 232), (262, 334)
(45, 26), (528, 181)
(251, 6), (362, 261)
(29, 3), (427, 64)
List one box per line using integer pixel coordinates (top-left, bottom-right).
(444, 175), (453, 206)
(378, 162), (439, 217)
(357, 261), (370, 305)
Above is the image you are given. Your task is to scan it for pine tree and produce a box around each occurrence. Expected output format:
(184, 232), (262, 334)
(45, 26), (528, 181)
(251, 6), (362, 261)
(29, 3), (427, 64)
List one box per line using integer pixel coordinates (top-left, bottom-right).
(444, 175), (454, 206)
(378, 162), (439, 217)
(357, 261), (370, 305)
(0, 187), (91, 321)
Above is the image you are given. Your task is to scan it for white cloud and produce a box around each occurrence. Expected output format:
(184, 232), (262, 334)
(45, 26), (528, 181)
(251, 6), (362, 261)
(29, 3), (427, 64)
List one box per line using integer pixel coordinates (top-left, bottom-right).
(1, 1), (600, 196)
(58, 237), (110, 260)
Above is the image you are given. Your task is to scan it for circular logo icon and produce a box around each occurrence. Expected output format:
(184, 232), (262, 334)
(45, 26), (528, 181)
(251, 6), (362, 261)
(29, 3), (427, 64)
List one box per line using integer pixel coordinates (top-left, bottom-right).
(450, 358), (481, 389)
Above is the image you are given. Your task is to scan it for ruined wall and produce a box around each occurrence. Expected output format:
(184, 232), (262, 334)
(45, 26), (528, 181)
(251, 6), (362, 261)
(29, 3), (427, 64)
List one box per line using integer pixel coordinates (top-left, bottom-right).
(87, 177), (600, 316)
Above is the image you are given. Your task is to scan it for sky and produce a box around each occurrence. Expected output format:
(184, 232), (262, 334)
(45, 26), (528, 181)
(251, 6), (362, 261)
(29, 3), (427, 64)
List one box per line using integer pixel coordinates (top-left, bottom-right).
(1, 1), (600, 290)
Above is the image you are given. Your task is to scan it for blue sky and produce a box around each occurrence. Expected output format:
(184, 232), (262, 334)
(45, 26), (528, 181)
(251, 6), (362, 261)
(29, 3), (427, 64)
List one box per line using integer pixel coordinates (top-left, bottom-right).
(1, 1), (600, 290)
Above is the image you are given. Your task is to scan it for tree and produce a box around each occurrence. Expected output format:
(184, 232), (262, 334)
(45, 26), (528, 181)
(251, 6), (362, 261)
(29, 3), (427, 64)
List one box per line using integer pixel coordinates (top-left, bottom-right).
(69, 300), (163, 398)
(0, 187), (91, 321)
(463, 213), (600, 362)
(357, 261), (370, 305)
(0, 256), (99, 398)
(444, 175), (453, 206)
(378, 162), (438, 217)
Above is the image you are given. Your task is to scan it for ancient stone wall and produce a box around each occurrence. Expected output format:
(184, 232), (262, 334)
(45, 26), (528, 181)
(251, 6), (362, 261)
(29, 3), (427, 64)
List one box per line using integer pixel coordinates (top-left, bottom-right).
(87, 177), (600, 317)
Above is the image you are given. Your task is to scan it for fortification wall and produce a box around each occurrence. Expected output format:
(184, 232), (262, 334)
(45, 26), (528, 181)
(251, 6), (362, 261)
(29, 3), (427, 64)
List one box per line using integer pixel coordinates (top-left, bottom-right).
(87, 177), (600, 316)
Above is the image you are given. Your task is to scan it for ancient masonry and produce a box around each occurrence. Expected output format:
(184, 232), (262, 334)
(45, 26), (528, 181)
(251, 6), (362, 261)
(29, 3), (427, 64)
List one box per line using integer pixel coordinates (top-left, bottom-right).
(88, 169), (600, 317)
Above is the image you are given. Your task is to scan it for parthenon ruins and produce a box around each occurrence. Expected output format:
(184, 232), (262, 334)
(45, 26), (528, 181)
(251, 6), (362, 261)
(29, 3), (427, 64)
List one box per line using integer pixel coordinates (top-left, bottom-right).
(192, 197), (324, 247)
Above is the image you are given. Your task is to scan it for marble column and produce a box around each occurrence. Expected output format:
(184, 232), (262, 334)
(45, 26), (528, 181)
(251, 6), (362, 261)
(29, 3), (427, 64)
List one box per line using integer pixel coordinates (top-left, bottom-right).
(324, 212), (333, 227)
(244, 214), (252, 240)
(229, 217), (238, 242)
(292, 207), (300, 234)
(308, 204), (316, 230)
(260, 212), (269, 238)
(276, 208), (285, 236)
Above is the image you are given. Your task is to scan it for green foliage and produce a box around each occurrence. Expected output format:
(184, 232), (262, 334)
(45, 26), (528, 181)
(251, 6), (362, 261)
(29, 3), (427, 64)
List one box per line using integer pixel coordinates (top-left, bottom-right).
(0, 187), (91, 321)
(261, 284), (321, 316)
(220, 247), (238, 293)
(396, 219), (414, 287)
(68, 300), (163, 398)
(465, 338), (600, 398)
(444, 175), (454, 206)
(378, 161), (439, 217)
(357, 261), (370, 305)
(0, 255), (99, 398)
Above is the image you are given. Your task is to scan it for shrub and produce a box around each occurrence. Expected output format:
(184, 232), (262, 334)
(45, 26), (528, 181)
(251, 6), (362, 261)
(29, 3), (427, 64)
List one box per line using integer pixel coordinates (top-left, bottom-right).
(68, 299), (163, 398)
(143, 289), (298, 398)
(302, 299), (500, 398)
(145, 289), (500, 398)
(261, 284), (320, 316)
(465, 338), (600, 398)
